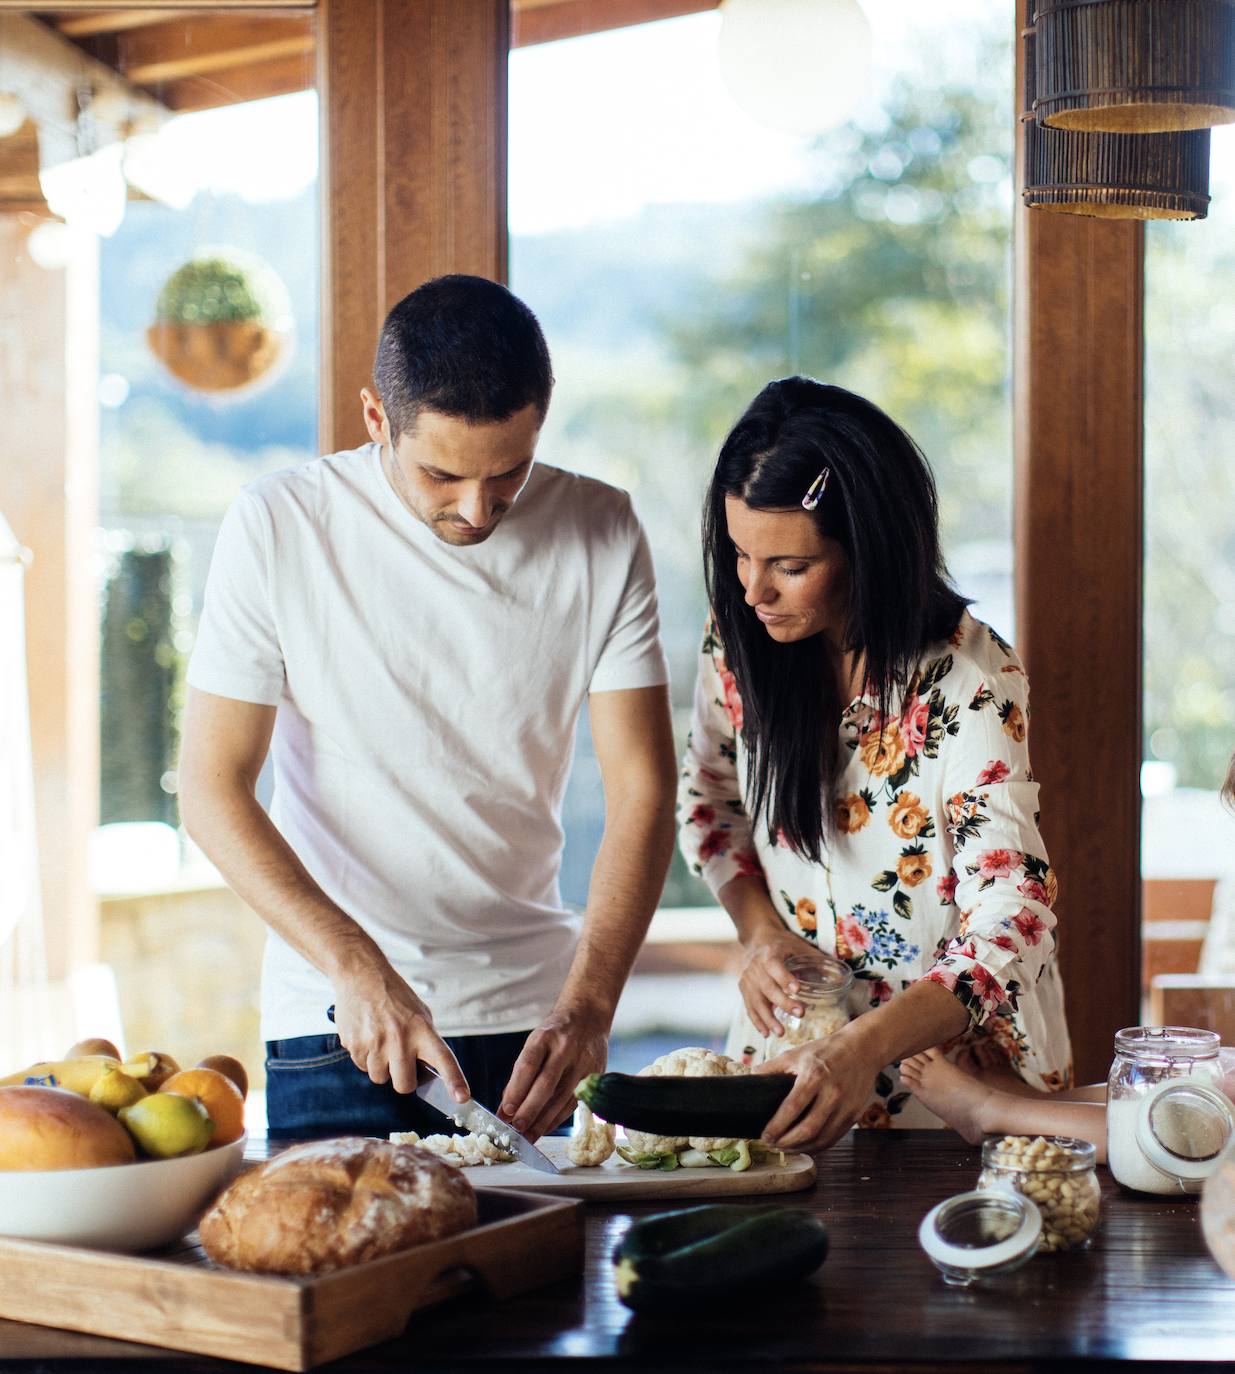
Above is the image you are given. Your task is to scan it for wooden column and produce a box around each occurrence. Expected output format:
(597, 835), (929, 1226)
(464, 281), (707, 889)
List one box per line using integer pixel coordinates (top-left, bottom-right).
(1013, 0), (1144, 1083)
(317, 0), (509, 454)
(0, 217), (101, 982)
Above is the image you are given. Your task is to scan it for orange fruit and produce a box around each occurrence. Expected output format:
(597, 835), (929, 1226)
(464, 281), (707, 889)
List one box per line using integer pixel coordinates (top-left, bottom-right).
(159, 1068), (245, 1147)
(195, 1054), (248, 1102)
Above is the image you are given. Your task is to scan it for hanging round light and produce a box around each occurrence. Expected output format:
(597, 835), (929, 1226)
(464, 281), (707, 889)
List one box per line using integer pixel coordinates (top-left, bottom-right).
(717, 0), (873, 137)
(1033, 0), (1235, 133)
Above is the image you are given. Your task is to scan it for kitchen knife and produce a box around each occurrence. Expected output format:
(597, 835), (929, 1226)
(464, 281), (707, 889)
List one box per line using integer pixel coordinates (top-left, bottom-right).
(415, 1069), (561, 1174)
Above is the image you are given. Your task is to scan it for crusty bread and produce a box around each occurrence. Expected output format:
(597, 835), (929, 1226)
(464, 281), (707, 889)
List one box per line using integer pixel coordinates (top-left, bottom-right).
(198, 1137), (477, 1275)
(0, 1085), (136, 1170)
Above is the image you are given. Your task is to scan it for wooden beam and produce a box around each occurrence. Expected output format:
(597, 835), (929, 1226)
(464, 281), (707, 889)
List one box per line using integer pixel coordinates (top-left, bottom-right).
(96, 14), (311, 83)
(512, 0), (719, 47)
(0, 218), (100, 984)
(1013, 0), (1144, 1084)
(123, 33), (313, 87)
(52, 9), (204, 37)
(0, 12), (167, 167)
(318, 0), (508, 454)
(155, 53), (313, 112)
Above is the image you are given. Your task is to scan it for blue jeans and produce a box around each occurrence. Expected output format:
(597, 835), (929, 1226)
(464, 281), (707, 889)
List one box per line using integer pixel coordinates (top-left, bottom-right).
(265, 1029), (570, 1140)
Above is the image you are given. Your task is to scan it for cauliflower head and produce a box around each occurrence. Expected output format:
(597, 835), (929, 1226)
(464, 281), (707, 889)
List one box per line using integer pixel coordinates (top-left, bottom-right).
(567, 1102), (616, 1166)
(622, 1046), (750, 1155)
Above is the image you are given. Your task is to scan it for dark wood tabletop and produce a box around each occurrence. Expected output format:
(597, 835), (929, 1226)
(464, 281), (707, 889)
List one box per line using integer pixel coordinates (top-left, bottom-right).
(2, 1129), (1235, 1373)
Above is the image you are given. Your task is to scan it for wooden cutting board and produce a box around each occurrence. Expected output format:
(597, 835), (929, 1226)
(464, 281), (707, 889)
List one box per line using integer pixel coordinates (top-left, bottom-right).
(466, 1136), (816, 1198)
(0, 1188), (581, 1372)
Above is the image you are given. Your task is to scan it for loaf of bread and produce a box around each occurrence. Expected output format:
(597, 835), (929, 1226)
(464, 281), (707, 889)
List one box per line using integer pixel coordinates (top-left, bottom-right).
(0, 1085), (136, 1170)
(198, 1136), (478, 1275)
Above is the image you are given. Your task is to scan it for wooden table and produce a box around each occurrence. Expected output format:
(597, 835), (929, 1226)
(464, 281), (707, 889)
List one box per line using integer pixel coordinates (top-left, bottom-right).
(2, 1129), (1235, 1372)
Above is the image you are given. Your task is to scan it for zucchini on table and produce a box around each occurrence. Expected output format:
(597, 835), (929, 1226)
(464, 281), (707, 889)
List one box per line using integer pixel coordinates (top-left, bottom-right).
(613, 1203), (829, 1313)
(576, 1070), (795, 1140)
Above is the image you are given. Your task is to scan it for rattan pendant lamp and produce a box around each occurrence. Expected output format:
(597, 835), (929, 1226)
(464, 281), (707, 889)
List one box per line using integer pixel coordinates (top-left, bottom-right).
(1021, 3), (1214, 220)
(1032, 0), (1235, 133)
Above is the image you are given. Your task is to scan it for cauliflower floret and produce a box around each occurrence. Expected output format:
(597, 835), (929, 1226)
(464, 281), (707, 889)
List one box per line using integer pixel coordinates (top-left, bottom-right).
(389, 1130), (515, 1166)
(566, 1102), (616, 1166)
(624, 1047), (749, 1155)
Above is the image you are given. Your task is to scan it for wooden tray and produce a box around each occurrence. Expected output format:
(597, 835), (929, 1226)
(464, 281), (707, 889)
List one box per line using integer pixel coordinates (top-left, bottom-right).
(464, 1136), (817, 1199)
(0, 1188), (582, 1371)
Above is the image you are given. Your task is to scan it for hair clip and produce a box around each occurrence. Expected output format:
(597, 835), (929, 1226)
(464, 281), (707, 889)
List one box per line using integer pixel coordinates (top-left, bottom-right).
(801, 468), (830, 511)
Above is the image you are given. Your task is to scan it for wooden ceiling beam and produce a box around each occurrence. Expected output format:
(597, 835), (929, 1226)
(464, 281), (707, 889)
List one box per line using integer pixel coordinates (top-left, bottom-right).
(511, 0), (719, 47)
(123, 32), (313, 86)
(52, 9), (204, 38)
(154, 52), (313, 111)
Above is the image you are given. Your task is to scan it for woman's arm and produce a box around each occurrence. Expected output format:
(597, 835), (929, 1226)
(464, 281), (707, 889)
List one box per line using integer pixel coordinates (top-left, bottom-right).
(757, 980), (970, 1151)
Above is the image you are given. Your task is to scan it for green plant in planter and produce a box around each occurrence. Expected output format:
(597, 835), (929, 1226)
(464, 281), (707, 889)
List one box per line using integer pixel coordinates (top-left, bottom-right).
(154, 255), (277, 325)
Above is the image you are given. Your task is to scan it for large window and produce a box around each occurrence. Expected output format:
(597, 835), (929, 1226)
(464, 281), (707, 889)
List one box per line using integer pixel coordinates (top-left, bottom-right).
(508, 2), (1014, 912)
(1142, 123), (1235, 993)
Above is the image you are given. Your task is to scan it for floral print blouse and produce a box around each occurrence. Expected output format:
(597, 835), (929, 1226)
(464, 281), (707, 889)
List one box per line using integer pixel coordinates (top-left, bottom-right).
(678, 610), (1073, 1129)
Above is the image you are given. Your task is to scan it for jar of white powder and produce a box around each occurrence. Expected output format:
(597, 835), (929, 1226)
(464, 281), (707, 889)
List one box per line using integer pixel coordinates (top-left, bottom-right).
(1107, 1026), (1235, 1195)
(766, 950), (853, 1054)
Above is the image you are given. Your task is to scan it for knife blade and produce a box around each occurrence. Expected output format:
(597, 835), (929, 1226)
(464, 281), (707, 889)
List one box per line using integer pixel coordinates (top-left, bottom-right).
(414, 1070), (560, 1174)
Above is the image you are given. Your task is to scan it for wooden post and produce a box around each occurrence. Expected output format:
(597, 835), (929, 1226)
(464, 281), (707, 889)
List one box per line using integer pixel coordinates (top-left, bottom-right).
(0, 217), (100, 982)
(317, 0), (509, 454)
(1013, 0), (1144, 1083)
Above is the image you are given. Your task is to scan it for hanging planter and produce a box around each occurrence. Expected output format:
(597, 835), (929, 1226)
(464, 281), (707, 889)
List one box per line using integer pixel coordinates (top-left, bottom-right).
(146, 252), (291, 394)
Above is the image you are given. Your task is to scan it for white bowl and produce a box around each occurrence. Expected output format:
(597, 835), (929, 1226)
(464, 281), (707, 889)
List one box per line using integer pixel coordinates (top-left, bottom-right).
(0, 1135), (247, 1252)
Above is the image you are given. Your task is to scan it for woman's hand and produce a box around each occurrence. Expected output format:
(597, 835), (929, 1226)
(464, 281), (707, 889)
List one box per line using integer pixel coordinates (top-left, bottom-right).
(738, 924), (814, 1038)
(755, 1025), (883, 1153)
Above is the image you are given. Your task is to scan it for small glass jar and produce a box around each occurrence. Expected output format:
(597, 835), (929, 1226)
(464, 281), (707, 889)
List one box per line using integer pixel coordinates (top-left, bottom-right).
(1107, 1026), (1235, 1195)
(977, 1134), (1101, 1252)
(767, 951), (853, 1054)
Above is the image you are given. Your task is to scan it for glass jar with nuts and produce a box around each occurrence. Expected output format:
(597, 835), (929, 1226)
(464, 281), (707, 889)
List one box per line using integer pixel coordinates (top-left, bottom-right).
(977, 1135), (1101, 1253)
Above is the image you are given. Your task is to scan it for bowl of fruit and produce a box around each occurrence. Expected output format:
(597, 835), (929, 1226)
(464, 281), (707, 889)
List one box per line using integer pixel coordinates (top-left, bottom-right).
(0, 1039), (250, 1252)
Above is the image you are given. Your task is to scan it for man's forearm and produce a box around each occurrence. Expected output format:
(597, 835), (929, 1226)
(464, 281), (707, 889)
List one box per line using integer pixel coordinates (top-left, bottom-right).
(554, 790), (676, 1024)
(182, 783), (385, 987)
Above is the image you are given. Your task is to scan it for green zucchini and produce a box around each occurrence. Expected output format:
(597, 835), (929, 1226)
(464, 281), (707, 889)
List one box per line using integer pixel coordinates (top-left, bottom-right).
(612, 1203), (829, 1313)
(575, 1071), (794, 1140)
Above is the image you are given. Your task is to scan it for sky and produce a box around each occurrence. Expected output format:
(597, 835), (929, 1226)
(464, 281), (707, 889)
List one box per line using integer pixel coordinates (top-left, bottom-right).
(126, 0), (1235, 236)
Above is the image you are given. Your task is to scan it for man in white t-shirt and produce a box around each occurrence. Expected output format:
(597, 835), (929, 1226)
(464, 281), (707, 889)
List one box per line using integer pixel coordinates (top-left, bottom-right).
(179, 275), (676, 1141)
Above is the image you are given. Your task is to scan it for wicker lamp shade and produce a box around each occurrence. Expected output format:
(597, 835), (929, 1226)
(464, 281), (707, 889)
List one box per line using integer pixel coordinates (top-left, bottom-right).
(1034, 0), (1235, 133)
(1023, 115), (1211, 218)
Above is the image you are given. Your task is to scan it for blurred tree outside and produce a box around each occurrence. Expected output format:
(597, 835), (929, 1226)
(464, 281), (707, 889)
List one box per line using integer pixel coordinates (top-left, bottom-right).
(512, 14), (1017, 906)
(1144, 201), (1235, 793)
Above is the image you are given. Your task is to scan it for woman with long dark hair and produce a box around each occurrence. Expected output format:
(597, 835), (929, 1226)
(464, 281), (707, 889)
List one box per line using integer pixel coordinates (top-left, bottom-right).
(679, 377), (1072, 1154)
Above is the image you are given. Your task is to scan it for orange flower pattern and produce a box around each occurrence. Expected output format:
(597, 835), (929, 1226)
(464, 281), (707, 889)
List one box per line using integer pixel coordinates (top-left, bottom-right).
(678, 611), (1073, 1124)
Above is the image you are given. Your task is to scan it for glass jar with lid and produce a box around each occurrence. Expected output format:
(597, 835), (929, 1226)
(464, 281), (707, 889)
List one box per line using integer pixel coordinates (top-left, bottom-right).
(1107, 1026), (1235, 1195)
(767, 950), (853, 1054)
(919, 1188), (1042, 1286)
(977, 1134), (1100, 1251)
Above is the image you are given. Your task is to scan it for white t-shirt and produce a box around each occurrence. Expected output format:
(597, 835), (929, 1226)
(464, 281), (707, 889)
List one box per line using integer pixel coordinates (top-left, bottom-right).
(187, 444), (669, 1040)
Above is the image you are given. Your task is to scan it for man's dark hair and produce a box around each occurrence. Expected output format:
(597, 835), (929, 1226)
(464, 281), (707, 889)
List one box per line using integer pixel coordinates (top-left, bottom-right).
(373, 274), (553, 438)
(703, 376), (969, 863)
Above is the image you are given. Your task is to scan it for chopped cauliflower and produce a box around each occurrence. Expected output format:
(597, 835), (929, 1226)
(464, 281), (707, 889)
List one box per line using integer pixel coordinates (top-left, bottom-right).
(623, 1046), (750, 1156)
(566, 1101), (616, 1166)
(389, 1130), (515, 1167)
